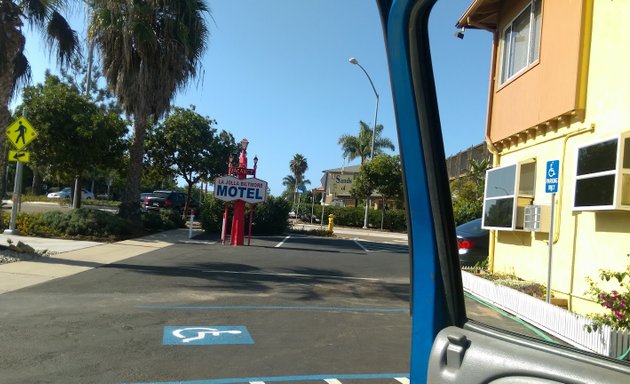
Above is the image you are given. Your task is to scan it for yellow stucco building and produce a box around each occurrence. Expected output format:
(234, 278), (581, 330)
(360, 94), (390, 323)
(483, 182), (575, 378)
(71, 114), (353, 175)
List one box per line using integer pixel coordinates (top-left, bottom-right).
(457, 0), (630, 314)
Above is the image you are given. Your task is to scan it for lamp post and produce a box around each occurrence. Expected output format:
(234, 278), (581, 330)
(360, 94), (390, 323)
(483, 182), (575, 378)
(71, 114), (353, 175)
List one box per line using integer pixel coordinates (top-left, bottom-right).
(349, 57), (380, 229)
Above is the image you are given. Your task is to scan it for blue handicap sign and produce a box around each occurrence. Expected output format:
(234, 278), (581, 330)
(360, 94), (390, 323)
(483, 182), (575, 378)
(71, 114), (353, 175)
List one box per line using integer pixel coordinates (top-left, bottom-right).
(163, 326), (254, 345)
(545, 160), (560, 193)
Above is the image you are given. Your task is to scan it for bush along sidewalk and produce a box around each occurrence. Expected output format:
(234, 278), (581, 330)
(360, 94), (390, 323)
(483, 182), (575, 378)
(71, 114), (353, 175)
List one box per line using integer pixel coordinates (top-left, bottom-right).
(0, 207), (187, 241)
(584, 257), (630, 333)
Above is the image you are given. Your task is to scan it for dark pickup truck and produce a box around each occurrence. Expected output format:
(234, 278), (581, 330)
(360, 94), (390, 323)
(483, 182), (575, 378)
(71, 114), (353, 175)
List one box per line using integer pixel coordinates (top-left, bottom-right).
(143, 190), (200, 215)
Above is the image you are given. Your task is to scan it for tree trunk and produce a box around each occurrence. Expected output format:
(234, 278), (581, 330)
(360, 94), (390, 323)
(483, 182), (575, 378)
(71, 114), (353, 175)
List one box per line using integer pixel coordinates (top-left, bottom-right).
(31, 166), (42, 195)
(185, 181), (193, 220)
(120, 114), (147, 223)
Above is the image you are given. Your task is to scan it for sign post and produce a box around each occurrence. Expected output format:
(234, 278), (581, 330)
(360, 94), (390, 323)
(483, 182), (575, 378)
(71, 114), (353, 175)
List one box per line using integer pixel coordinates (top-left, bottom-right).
(213, 139), (267, 246)
(545, 160), (560, 303)
(4, 117), (38, 235)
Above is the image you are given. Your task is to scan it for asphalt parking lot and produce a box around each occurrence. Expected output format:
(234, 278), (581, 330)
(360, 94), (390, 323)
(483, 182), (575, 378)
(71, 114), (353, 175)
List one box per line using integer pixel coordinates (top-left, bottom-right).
(0, 234), (412, 384)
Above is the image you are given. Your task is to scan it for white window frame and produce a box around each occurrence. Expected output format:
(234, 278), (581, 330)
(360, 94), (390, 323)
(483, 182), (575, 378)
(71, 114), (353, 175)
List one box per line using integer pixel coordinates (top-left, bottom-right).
(499, 0), (543, 85)
(482, 161), (536, 231)
(573, 134), (630, 211)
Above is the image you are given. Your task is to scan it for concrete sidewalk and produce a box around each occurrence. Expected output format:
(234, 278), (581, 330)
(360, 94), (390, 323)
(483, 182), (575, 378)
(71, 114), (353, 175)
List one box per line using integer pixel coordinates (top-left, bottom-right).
(0, 228), (204, 295)
(291, 222), (408, 242)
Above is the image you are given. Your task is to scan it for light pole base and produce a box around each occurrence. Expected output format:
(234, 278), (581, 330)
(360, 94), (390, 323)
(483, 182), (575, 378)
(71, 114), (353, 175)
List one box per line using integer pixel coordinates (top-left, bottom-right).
(3, 229), (20, 235)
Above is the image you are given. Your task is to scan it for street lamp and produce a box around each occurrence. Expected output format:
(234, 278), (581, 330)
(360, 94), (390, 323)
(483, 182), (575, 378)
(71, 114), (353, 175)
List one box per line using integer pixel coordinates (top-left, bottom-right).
(349, 57), (380, 229)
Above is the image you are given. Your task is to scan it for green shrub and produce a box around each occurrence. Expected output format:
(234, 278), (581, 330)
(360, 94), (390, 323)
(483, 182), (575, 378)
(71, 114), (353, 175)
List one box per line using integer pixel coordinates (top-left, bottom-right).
(585, 258), (630, 332)
(200, 195), (290, 236)
(159, 208), (184, 229)
(30, 208), (131, 239)
(308, 205), (407, 232)
(251, 196), (290, 235)
(141, 210), (165, 230)
(199, 195), (229, 233)
(16, 212), (38, 236)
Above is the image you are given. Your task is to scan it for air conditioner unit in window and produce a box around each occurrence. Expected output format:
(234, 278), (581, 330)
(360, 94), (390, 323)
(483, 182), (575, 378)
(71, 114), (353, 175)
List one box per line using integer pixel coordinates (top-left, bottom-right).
(518, 204), (551, 232)
(573, 132), (630, 211)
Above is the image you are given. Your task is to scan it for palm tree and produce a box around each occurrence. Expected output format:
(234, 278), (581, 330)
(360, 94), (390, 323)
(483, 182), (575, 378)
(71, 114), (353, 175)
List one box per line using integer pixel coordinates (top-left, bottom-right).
(282, 175), (297, 194)
(0, 0), (79, 194)
(288, 154), (309, 214)
(90, 0), (209, 220)
(289, 154), (308, 187)
(338, 121), (395, 164)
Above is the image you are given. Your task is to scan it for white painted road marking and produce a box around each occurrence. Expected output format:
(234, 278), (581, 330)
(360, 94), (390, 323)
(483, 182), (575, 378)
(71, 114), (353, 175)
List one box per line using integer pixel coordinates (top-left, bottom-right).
(275, 235), (291, 247)
(250, 382), (266, 384)
(353, 238), (369, 252)
(324, 379), (343, 384)
(173, 327), (242, 343)
(395, 378), (410, 384)
(203, 269), (381, 282)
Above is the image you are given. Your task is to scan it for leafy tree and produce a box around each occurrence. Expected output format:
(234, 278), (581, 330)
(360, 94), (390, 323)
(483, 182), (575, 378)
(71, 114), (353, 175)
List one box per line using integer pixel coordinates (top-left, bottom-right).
(145, 106), (236, 216)
(17, 74), (128, 206)
(350, 154), (403, 229)
(90, 0), (210, 222)
(338, 121), (395, 164)
(0, 0), (80, 198)
(450, 158), (488, 225)
(59, 57), (121, 113)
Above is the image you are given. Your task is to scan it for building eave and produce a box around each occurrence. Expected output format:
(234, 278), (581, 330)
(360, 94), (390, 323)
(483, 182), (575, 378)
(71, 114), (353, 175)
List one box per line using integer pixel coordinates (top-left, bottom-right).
(456, 0), (501, 31)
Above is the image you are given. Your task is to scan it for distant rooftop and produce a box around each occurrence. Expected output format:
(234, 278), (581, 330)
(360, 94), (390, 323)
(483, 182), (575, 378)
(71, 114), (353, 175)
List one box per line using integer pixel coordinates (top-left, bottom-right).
(322, 164), (361, 173)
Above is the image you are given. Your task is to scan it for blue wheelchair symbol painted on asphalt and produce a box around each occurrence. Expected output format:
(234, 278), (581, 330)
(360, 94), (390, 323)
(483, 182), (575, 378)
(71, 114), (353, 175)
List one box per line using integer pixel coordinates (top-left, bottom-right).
(163, 326), (254, 345)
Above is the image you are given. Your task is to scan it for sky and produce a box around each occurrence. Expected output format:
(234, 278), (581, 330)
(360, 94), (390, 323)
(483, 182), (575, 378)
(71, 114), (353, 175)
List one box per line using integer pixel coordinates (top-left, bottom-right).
(17, 0), (491, 196)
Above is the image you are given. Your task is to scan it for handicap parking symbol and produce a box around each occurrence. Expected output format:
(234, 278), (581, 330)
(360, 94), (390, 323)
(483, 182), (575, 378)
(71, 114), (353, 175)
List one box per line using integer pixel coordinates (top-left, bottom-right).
(163, 326), (254, 345)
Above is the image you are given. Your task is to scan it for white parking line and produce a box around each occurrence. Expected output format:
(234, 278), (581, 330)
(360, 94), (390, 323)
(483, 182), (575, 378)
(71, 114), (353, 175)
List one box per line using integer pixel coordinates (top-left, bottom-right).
(395, 378), (410, 384)
(353, 238), (369, 252)
(202, 270), (381, 282)
(324, 380), (342, 384)
(250, 381), (266, 384)
(275, 235), (291, 248)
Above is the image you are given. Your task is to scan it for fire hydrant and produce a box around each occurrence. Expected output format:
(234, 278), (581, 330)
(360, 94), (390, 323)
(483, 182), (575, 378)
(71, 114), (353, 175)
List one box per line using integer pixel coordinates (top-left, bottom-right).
(327, 214), (335, 232)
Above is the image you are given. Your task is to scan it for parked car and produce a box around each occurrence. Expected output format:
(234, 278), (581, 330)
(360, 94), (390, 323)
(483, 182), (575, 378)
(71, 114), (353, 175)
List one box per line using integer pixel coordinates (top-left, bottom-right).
(143, 190), (199, 215)
(140, 192), (153, 203)
(456, 218), (489, 267)
(47, 187), (95, 200)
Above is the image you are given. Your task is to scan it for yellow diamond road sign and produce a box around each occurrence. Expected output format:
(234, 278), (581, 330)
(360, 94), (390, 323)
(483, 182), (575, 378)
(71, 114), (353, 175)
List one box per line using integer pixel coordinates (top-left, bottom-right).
(6, 117), (38, 150)
(8, 150), (29, 163)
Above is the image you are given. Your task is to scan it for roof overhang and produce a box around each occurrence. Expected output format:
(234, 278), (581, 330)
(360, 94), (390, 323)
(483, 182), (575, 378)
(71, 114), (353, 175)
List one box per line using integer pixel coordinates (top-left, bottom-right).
(455, 0), (502, 31)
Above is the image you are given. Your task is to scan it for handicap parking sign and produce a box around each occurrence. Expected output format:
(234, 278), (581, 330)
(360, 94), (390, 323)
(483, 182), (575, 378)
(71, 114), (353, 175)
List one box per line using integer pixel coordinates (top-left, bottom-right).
(163, 326), (254, 345)
(545, 160), (560, 193)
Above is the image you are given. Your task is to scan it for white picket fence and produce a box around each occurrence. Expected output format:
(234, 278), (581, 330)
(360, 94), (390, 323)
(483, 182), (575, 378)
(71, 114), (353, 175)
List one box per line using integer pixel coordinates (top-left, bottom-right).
(461, 271), (630, 360)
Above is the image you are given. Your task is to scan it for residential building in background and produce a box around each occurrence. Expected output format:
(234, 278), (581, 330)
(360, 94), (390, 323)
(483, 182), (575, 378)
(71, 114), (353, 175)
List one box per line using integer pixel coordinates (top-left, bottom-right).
(457, 0), (630, 314)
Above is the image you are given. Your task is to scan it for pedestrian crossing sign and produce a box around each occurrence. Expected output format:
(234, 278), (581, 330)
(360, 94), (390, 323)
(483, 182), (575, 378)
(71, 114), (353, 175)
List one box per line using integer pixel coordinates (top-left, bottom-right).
(6, 117), (38, 150)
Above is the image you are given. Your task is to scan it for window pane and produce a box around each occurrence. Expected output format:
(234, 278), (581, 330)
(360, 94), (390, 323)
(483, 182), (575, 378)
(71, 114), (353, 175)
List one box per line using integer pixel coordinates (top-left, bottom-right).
(508, 5), (532, 77)
(623, 137), (630, 168)
(574, 175), (616, 207)
(576, 139), (618, 175)
(485, 164), (517, 198)
(529, 0), (542, 62)
(501, 26), (512, 83)
(622, 174), (630, 205)
(519, 162), (536, 196)
(483, 198), (514, 228)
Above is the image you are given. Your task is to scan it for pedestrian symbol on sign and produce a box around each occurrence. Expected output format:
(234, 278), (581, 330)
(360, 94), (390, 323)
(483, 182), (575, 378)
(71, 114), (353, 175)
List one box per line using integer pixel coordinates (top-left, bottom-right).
(5, 117), (38, 150)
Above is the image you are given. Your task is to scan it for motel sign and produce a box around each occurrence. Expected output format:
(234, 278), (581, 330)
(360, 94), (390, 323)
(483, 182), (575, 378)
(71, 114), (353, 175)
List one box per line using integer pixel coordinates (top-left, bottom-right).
(214, 176), (268, 204)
